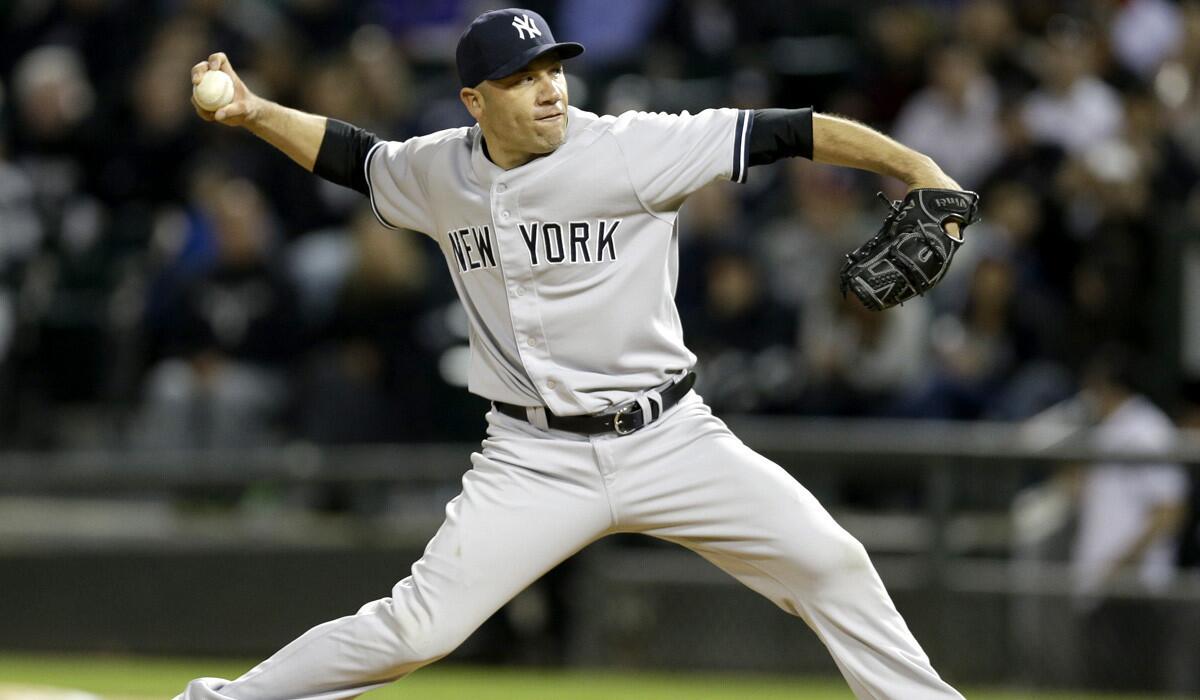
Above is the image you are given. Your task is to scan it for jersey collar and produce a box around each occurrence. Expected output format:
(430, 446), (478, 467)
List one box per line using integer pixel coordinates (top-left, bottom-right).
(469, 106), (591, 187)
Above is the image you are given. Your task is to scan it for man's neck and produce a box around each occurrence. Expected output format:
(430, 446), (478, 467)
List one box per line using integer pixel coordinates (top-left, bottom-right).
(481, 134), (540, 170)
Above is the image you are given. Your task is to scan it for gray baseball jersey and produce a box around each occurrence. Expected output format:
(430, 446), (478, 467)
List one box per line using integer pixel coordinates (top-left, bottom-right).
(363, 106), (751, 416)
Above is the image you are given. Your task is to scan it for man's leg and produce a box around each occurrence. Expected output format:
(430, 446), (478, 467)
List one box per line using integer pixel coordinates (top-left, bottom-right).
(602, 395), (962, 699)
(178, 413), (611, 700)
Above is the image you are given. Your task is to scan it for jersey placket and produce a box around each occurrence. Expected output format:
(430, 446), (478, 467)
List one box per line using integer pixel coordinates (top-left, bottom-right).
(490, 179), (561, 408)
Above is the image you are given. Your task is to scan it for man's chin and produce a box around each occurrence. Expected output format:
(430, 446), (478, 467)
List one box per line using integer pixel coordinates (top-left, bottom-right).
(532, 117), (567, 148)
(533, 132), (567, 154)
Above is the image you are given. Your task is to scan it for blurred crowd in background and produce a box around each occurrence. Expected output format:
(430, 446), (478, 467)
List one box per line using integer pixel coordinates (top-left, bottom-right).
(2, 0), (1200, 449)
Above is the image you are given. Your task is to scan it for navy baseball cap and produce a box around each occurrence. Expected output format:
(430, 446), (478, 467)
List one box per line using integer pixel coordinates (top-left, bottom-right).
(456, 8), (584, 88)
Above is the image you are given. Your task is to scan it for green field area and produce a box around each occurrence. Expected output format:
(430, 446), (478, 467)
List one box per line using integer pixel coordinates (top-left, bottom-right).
(0, 655), (1190, 700)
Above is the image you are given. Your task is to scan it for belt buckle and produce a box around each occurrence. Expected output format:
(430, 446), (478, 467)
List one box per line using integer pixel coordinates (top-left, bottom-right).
(611, 404), (639, 436)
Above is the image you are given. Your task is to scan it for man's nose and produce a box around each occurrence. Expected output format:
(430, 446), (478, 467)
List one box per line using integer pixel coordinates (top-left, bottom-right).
(535, 75), (561, 103)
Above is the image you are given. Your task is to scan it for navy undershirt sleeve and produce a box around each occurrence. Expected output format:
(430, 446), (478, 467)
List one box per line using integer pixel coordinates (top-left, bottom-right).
(313, 118), (380, 195)
(748, 107), (814, 166)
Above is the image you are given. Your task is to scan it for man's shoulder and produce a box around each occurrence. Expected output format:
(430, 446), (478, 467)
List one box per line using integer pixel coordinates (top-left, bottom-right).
(567, 106), (608, 133)
(384, 125), (475, 158)
(599, 107), (736, 137)
(569, 107), (694, 133)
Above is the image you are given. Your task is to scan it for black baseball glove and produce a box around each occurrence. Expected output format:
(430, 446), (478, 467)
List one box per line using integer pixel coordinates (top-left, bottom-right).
(839, 188), (980, 311)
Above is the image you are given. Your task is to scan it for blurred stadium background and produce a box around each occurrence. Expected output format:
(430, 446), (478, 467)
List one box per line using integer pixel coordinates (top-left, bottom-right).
(3, 0), (1200, 697)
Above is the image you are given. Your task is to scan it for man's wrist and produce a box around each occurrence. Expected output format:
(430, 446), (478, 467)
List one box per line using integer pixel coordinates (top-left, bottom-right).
(902, 155), (953, 190)
(902, 154), (945, 187)
(240, 95), (269, 130)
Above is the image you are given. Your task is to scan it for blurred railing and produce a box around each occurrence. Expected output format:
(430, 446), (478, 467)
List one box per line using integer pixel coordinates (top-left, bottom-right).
(3, 416), (1198, 590)
(6, 416), (1200, 481)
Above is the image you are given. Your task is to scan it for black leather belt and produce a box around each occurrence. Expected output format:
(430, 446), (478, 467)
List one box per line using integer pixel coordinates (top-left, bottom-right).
(494, 372), (696, 436)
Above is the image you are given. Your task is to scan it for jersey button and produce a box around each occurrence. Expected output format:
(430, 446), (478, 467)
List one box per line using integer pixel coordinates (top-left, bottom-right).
(501, 210), (511, 219)
(497, 184), (507, 193)
(546, 379), (557, 390)
(526, 337), (538, 347)
(515, 286), (526, 297)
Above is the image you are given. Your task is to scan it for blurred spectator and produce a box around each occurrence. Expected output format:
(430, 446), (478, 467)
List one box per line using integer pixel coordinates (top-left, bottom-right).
(955, 0), (1034, 98)
(1120, 87), (1200, 204)
(1014, 346), (1192, 690)
(133, 178), (300, 449)
(0, 135), (43, 438)
(944, 180), (1076, 418)
(559, 0), (671, 70)
(755, 160), (869, 314)
(345, 24), (416, 132)
(985, 101), (1067, 197)
(854, 4), (934, 126)
(98, 20), (205, 207)
(686, 245), (797, 413)
(1020, 28), (1124, 155)
(676, 181), (796, 412)
(895, 257), (1018, 419)
(1068, 348), (1188, 601)
(799, 293), (931, 417)
(1165, 2), (1200, 170)
(1069, 348), (1188, 690)
(289, 207), (442, 443)
(1108, 0), (1184, 81)
(0, 0), (151, 89)
(372, 0), (476, 62)
(7, 42), (126, 428)
(9, 43), (102, 227)
(1050, 133), (1163, 370)
(676, 182), (742, 315)
(0, 146), (43, 282)
(893, 44), (1004, 189)
(934, 181), (1032, 308)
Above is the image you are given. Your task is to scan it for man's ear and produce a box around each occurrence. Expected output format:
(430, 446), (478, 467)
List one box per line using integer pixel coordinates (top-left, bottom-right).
(460, 87), (484, 121)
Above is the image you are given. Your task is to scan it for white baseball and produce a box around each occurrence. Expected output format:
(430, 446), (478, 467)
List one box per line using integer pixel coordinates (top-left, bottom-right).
(194, 70), (235, 111)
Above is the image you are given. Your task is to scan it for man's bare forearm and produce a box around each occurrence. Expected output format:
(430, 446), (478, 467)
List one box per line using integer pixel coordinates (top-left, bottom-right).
(191, 53), (328, 172)
(813, 113), (957, 190)
(243, 98), (327, 172)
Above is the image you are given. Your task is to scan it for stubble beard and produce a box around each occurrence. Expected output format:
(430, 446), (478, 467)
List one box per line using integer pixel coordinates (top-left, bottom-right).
(533, 115), (567, 154)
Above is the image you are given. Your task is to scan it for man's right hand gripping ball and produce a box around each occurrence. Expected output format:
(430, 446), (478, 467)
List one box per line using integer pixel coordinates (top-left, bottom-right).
(190, 52), (254, 126)
(839, 188), (980, 311)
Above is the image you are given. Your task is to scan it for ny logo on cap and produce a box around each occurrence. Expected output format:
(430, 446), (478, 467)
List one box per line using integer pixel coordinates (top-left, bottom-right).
(512, 14), (542, 40)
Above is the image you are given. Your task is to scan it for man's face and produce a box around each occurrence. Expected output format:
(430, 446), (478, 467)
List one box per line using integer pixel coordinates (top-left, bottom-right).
(461, 54), (569, 164)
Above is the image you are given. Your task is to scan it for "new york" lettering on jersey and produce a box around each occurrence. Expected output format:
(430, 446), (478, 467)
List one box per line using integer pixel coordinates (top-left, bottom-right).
(447, 225), (497, 273)
(518, 219), (621, 266)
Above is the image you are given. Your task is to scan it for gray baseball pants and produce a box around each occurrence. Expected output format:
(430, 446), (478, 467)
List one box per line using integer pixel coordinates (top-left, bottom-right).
(177, 393), (962, 700)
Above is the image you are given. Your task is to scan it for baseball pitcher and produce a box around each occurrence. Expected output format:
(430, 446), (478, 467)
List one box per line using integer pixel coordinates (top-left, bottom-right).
(178, 9), (976, 699)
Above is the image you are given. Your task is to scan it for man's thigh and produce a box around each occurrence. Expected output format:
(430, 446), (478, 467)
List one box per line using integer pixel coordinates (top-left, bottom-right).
(210, 413), (616, 699)
(399, 411), (616, 632)
(603, 395), (861, 588)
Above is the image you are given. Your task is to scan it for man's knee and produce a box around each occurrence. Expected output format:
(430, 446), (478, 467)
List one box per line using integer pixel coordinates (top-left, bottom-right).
(803, 528), (874, 582)
(837, 533), (873, 573)
(357, 596), (472, 663)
